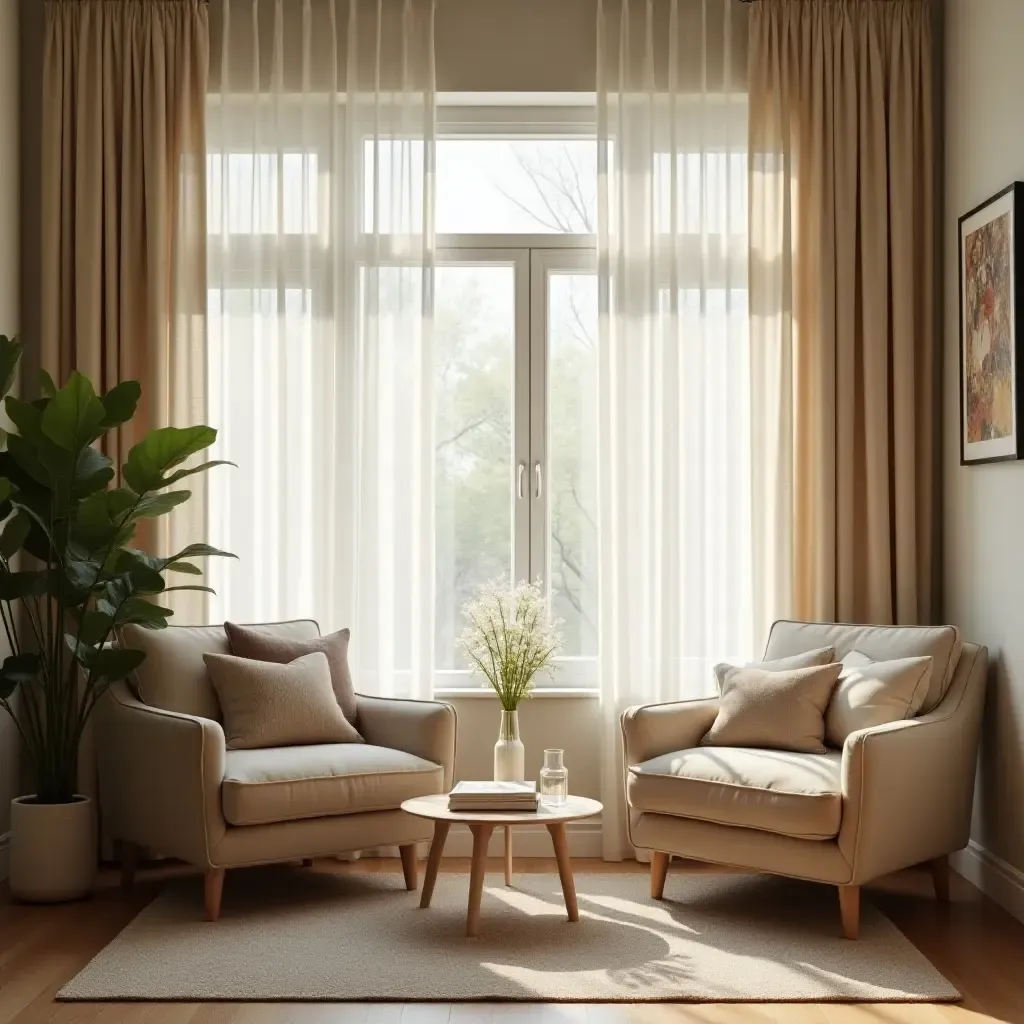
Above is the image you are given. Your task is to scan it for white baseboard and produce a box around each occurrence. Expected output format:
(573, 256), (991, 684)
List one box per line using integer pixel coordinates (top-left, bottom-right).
(0, 831), (8, 882)
(952, 840), (1024, 924)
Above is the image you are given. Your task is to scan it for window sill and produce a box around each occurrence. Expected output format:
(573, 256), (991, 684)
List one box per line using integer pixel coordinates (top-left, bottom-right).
(433, 687), (600, 700)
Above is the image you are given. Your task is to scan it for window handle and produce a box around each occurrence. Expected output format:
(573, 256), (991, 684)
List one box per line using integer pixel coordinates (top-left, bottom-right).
(534, 462), (543, 499)
(517, 461), (526, 500)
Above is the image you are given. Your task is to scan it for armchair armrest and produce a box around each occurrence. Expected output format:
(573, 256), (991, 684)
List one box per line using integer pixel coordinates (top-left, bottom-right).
(620, 697), (720, 766)
(838, 644), (987, 884)
(96, 680), (227, 868)
(356, 694), (457, 790)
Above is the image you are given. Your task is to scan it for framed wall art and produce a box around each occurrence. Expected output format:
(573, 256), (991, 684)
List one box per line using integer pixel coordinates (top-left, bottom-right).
(959, 182), (1024, 464)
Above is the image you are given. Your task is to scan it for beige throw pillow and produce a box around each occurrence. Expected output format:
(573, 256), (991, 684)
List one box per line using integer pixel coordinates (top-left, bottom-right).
(205, 651), (363, 750)
(824, 651), (933, 747)
(712, 646), (836, 693)
(225, 622), (360, 728)
(703, 662), (843, 754)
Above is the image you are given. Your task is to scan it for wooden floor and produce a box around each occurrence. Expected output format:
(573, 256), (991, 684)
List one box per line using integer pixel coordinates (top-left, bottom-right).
(2, 856), (1024, 1024)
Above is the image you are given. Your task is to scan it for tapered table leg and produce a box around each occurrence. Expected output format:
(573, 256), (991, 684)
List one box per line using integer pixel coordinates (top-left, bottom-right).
(504, 825), (513, 886)
(466, 823), (494, 936)
(547, 822), (579, 922)
(419, 820), (450, 909)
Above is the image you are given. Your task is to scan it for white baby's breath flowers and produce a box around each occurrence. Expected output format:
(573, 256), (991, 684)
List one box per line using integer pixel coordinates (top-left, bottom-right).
(458, 576), (563, 711)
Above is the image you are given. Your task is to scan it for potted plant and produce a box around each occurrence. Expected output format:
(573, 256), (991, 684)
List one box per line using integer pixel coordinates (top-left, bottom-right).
(0, 336), (232, 902)
(458, 577), (561, 781)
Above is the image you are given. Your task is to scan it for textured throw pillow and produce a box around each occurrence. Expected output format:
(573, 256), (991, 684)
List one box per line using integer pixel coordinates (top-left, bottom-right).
(824, 651), (933, 747)
(712, 646), (836, 693)
(204, 651), (364, 749)
(703, 662), (844, 754)
(225, 622), (359, 728)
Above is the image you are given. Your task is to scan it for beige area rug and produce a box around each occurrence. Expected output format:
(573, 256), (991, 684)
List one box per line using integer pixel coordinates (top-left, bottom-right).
(58, 868), (958, 1003)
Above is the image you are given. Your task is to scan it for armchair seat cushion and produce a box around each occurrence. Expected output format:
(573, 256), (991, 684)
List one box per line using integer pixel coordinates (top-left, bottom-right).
(221, 744), (444, 826)
(628, 746), (843, 840)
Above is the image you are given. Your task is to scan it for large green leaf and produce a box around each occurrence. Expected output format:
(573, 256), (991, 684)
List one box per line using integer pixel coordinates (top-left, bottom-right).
(161, 460), (236, 487)
(72, 446), (115, 498)
(0, 569), (48, 601)
(0, 512), (31, 559)
(39, 370), (56, 398)
(0, 337), (23, 403)
(63, 555), (102, 593)
(122, 426), (217, 494)
(116, 597), (173, 628)
(68, 641), (146, 682)
(0, 652), (40, 698)
(163, 584), (215, 595)
(164, 542), (237, 564)
(0, 478), (10, 505)
(166, 561), (202, 575)
(10, 501), (56, 553)
(7, 433), (53, 487)
(41, 372), (106, 453)
(74, 488), (138, 550)
(76, 610), (114, 646)
(4, 396), (45, 443)
(110, 550), (166, 594)
(99, 381), (142, 429)
(130, 490), (191, 519)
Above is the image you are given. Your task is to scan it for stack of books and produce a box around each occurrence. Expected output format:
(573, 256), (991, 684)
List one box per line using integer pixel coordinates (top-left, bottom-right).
(448, 780), (539, 812)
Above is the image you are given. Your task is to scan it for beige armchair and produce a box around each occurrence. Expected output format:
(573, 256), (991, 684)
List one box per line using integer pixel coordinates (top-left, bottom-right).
(621, 621), (987, 938)
(96, 621), (456, 921)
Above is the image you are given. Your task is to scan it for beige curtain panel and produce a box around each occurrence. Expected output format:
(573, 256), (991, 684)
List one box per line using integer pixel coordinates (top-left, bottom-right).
(41, 0), (209, 476)
(748, 0), (936, 631)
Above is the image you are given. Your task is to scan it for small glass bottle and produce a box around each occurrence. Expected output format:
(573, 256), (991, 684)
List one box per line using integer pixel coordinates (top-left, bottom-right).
(539, 748), (568, 807)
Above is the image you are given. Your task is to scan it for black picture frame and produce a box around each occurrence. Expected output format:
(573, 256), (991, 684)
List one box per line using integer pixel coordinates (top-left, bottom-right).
(959, 181), (1024, 465)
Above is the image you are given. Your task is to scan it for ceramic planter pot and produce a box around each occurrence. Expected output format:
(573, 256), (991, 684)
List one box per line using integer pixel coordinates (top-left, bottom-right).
(9, 795), (96, 902)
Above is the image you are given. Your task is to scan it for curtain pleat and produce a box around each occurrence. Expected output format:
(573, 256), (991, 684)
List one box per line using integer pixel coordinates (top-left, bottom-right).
(205, 0), (436, 699)
(596, 0), (751, 859)
(749, 0), (935, 629)
(42, 0), (209, 584)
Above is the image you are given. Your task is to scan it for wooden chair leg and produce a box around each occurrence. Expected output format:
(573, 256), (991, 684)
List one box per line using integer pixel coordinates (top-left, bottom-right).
(838, 884), (860, 939)
(930, 855), (951, 903)
(118, 840), (140, 889)
(650, 851), (670, 900)
(204, 868), (226, 922)
(399, 843), (418, 891)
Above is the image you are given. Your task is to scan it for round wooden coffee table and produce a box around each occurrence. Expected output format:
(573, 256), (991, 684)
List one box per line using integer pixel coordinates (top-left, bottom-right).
(401, 793), (603, 936)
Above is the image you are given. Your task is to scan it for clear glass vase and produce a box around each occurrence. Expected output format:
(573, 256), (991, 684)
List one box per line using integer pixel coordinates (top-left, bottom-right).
(493, 710), (525, 781)
(539, 748), (568, 807)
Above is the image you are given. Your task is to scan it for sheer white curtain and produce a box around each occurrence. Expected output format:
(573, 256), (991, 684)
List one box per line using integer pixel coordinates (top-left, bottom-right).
(205, 0), (436, 698)
(596, 0), (751, 858)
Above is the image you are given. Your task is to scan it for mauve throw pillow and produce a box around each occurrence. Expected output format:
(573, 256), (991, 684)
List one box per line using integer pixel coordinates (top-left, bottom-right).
(204, 651), (363, 749)
(225, 622), (360, 730)
(703, 662), (844, 754)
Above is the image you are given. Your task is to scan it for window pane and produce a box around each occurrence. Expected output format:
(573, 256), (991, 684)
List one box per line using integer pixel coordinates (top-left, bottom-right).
(437, 140), (595, 234)
(547, 272), (599, 657)
(434, 265), (516, 669)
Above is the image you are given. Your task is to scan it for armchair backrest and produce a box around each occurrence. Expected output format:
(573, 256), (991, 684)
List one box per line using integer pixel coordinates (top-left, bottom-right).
(763, 620), (964, 714)
(119, 620), (322, 720)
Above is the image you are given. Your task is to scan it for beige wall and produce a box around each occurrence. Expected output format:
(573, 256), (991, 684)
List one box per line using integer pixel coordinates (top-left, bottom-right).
(446, 694), (601, 799)
(441, 693), (602, 856)
(944, 0), (1024, 885)
(0, 0), (19, 875)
